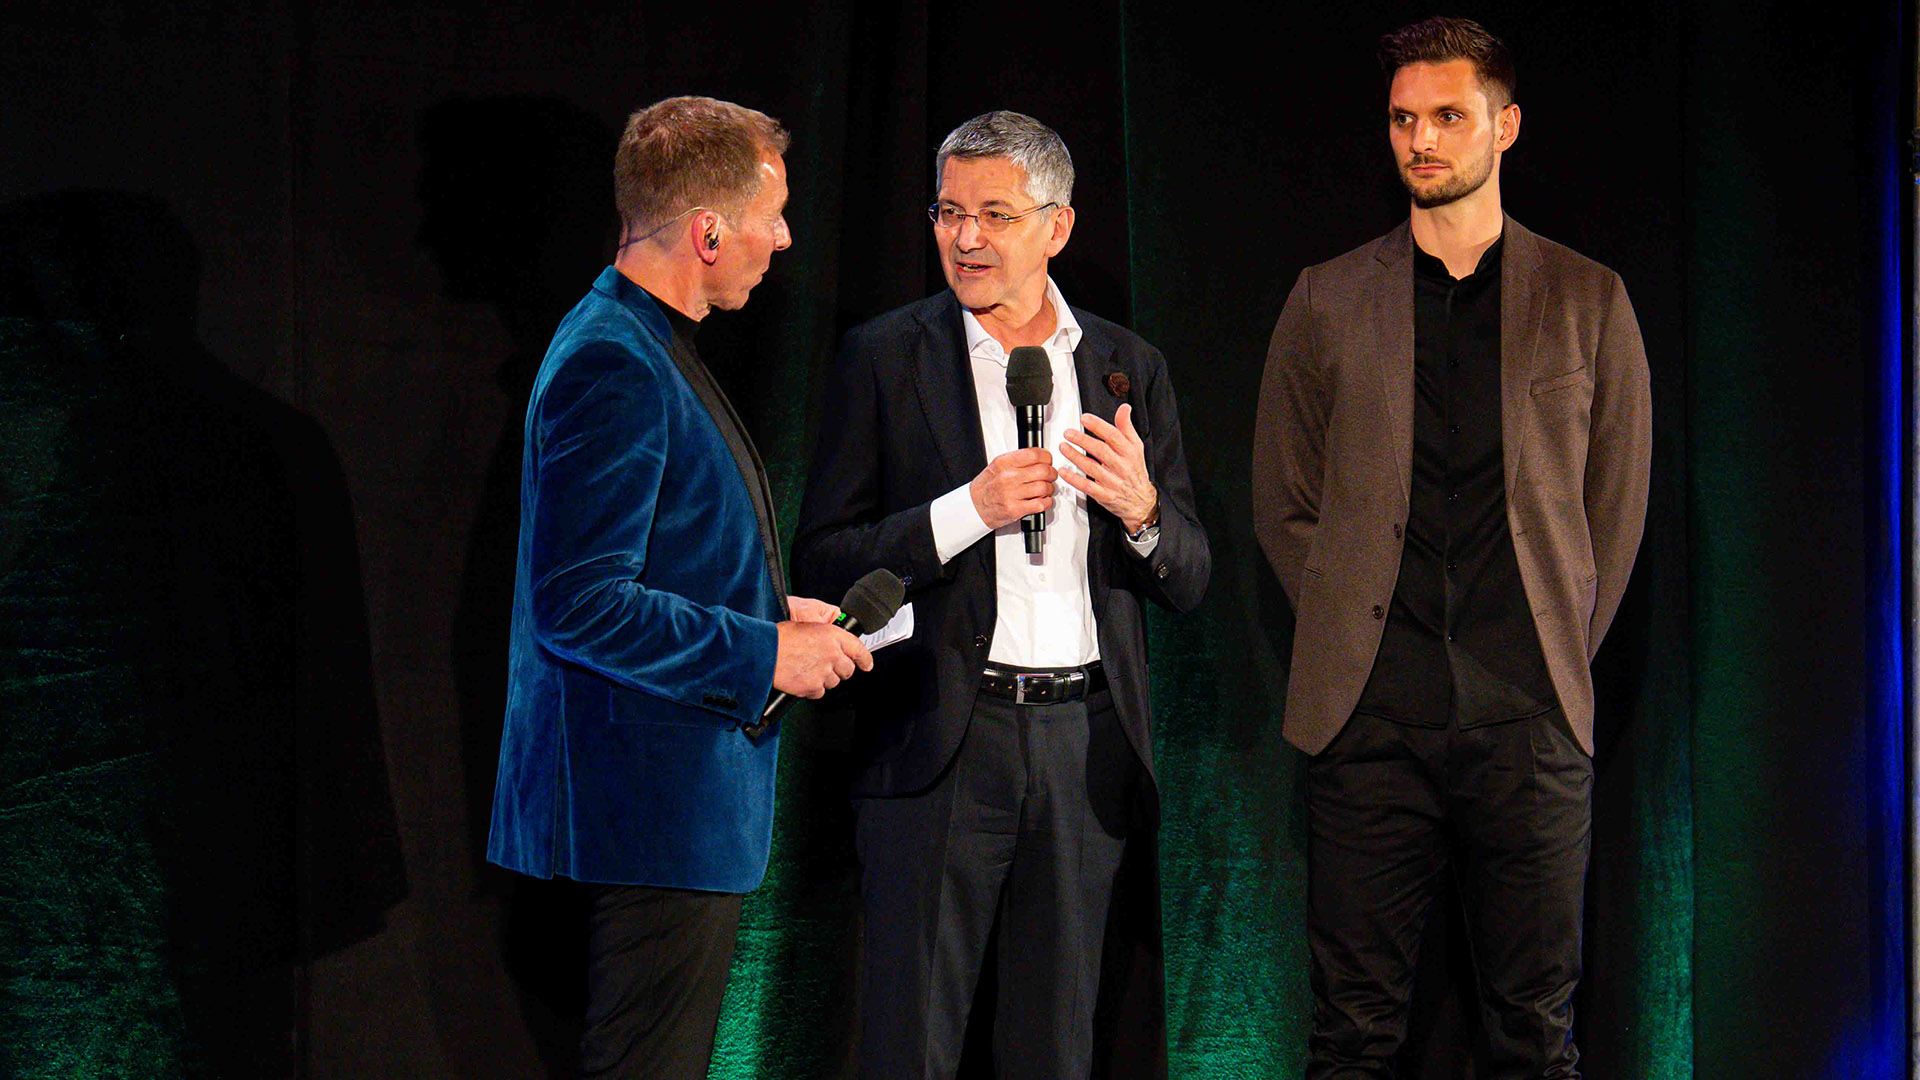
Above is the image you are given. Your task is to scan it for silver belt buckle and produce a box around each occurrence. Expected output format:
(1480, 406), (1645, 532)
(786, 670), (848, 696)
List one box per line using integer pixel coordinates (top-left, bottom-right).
(1016, 670), (1083, 705)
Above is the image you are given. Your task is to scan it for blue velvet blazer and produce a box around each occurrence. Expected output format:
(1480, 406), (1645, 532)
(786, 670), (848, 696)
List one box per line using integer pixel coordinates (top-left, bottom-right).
(487, 267), (784, 893)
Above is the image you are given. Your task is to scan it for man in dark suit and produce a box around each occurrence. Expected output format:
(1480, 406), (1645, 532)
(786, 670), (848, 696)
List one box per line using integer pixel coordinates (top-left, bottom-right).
(486, 96), (870, 1080)
(794, 111), (1209, 1078)
(1252, 18), (1651, 1078)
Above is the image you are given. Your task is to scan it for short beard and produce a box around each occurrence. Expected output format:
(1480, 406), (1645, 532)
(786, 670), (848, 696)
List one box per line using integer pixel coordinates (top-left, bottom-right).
(1399, 149), (1495, 209)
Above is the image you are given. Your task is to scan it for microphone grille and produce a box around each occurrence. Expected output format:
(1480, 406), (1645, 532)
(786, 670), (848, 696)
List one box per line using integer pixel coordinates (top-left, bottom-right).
(1005, 346), (1052, 407)
(842, 568), (906, 630)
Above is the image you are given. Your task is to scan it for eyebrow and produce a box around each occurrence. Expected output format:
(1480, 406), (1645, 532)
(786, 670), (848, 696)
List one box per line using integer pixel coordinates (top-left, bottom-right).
(942, 198), (1020, 210)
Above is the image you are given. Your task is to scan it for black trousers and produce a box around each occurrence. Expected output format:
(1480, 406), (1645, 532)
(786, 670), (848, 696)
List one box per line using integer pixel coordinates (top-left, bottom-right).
(855, 688), (1140, 1080)
(1304, 709), (1591, 1080)
(579, 883), (744, 1080)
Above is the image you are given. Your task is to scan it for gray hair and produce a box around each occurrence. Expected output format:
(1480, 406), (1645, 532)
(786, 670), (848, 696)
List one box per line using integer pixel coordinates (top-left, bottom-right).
(934, 111), (1074, 208)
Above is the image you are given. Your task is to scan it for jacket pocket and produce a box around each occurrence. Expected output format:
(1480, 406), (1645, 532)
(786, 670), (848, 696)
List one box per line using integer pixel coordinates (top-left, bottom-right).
(606, 683), (740, 730)
(1530, 367), (1589, 396)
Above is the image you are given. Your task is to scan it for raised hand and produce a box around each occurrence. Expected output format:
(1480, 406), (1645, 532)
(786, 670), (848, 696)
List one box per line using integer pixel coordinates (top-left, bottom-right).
(1059, 403), (1158, 533)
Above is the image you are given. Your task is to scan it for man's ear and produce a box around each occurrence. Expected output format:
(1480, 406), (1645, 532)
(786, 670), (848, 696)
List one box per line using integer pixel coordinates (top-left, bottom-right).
(1045, 205), (1076, 259)
(1495, 102), (1522, 153)
(694, 211), (722, 265)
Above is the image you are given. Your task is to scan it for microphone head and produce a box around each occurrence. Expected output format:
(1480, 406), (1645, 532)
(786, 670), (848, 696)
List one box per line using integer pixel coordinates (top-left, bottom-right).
(1005, 346), (1052, 408)
(841, 568), (906, 633)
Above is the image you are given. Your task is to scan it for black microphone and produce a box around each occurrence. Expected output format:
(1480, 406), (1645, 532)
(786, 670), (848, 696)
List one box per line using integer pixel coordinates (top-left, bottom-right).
(754, 568), (906, 730)
(1006, 346), (1053, 555)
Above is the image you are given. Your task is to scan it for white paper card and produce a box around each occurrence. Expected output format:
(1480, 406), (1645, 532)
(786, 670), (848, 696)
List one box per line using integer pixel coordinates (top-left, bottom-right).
(859, 602), (914, 652)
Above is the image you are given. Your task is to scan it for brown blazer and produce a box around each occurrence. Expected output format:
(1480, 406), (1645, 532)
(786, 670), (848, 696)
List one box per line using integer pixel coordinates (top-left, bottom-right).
(1252, 216), (1651, 756)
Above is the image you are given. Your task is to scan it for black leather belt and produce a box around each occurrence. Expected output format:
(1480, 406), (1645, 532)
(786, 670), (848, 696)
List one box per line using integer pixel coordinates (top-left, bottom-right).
(978, 662), (1106, 705)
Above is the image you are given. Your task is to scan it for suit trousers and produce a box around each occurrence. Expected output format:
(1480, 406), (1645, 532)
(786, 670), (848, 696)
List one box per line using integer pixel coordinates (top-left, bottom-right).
(579, 883), (743, 1080)
(1304, 709), (1591, 1080)
(855, 687), (1139, 1080)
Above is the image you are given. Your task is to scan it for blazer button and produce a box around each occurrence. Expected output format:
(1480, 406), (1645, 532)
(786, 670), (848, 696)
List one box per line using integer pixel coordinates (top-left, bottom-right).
(973, 634), (988, 648)
(1155, 563), (1170, 580)
(900, 571), (914, 588)
(1392, 523), (1403, 539)
(1371, 604), (1385, 620)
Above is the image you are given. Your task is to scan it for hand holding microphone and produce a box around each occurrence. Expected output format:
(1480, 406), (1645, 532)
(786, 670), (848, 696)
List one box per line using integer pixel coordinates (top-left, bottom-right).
(967, 346), (1058, 548)
(784, 595), (844, 625)
(760, 569), (905, 729)
(769, 621), (870, 701)
(969, 447), (1056, 530)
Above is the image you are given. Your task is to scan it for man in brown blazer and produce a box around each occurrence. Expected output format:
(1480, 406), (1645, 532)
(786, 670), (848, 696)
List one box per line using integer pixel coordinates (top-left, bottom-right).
(1252, 17), (1650, 1078)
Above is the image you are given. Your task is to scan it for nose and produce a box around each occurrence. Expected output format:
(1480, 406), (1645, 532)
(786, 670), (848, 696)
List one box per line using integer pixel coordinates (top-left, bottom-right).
(954, 214), (986, 250)
(1412, 118), (1439, 153)
(773, 215), (792, 251)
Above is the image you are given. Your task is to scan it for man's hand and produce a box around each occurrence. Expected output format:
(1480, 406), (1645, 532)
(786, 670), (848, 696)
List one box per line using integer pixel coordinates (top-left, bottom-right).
(1060, 403), (1158, 533)
(970, 447), (1057, 530)
(786, 596), (841, 624)
(772, 621), (873, 699)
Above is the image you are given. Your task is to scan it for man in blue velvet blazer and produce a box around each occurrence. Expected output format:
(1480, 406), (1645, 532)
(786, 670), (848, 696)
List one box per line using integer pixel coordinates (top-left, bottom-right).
(486, 97), (869, 1080)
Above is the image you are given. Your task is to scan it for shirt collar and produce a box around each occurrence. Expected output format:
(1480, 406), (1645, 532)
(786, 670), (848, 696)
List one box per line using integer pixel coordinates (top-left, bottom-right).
(596, 264), (674, 346)
(959, 276), (1082, 365)
(1413, 233), (1506, 286)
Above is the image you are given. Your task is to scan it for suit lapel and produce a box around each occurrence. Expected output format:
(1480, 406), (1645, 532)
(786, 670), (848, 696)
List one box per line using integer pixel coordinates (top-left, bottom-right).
(1499, 216), (1547, 498)
(1071, 314), (1121, 610)
(661, 333), (791, 604)
(611, 271), (790, 607)
(1371, 223), (1417, 504)
(911, 293), (989, 489)
(1072, 318), (1121, 427)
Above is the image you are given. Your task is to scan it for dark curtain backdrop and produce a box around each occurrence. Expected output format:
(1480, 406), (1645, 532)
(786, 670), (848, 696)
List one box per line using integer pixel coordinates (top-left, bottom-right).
(0, 2), (1906, 1078)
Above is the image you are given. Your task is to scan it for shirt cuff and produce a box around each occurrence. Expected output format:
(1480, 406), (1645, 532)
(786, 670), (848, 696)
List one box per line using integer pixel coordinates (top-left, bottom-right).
(930, 484), (993, 564)
(1123, 523), (1160, 557)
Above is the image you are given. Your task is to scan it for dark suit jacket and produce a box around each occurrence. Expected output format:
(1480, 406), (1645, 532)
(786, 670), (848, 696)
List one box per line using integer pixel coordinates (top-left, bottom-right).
(1252, 217), (1651, 756)
(792, 290), (1210, 807)
(488, 267), (786, 892)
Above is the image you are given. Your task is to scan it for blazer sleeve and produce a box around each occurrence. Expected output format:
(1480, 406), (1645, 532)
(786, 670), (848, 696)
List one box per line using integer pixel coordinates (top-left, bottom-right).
(526, 340), (778, 721)
(1121, 343), (1210, 613)
(792, 328), (951, 603)
(1583, 272), (1652, 654)
(1251, 270), (1329, 607)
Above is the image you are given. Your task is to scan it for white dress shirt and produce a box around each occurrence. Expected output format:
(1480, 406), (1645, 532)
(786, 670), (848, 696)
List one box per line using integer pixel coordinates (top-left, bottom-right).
(927, 278), (1155, 668)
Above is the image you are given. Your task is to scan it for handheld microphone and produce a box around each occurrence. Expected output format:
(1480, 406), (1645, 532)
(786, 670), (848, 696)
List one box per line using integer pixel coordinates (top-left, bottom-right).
(755, 568), (906, 729)
(1005, 346), (1053, 555)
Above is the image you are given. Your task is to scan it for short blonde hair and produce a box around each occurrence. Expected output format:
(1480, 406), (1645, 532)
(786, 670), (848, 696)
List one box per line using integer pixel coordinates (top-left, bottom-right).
(614, 96), (790, 237)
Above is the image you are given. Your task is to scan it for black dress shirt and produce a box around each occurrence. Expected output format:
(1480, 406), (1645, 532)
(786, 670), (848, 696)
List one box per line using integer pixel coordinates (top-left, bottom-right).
(1354, 236), (1557, 727)
(655, 295), (789, 607)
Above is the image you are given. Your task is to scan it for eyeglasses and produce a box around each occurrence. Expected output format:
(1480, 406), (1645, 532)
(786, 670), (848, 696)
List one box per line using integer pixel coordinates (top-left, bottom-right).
(926, 201), (1058, 233)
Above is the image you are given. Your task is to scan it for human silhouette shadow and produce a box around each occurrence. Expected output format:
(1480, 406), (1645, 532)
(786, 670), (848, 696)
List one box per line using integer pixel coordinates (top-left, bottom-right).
(0, 189), (402, 1078)
(420, 94), (614, 1078)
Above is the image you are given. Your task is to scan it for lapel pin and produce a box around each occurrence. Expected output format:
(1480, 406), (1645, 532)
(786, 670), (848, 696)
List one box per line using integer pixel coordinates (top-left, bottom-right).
(1106, 371), (1130, 398)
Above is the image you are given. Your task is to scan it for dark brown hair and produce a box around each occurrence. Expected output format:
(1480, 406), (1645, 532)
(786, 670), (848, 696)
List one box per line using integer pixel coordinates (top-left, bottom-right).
(1378, 16), (1516, 110)
(613, 96), (790, 239)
